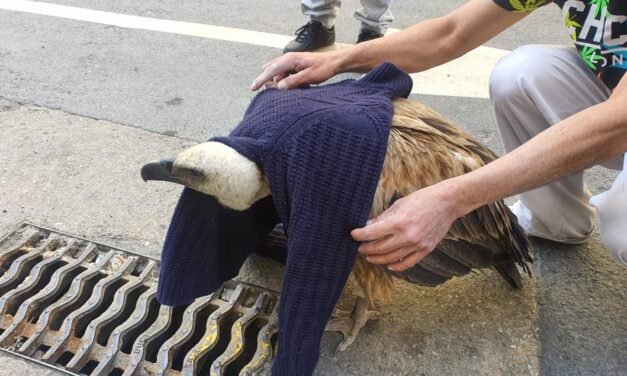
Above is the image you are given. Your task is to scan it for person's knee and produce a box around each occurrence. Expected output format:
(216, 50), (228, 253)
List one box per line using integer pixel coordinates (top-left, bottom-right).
(489, 45), (558, 104)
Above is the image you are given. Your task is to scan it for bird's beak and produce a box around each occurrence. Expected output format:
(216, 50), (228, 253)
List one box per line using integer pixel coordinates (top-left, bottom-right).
(141, 158), (186, 185)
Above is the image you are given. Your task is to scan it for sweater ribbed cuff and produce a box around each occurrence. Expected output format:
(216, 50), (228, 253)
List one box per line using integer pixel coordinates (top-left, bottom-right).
(272, 352), (319, 376)
(357, 62), (413, 98)
(156, 267), (234, 306)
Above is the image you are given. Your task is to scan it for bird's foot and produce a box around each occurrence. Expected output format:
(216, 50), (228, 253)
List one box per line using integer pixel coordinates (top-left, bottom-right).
(324, 298), (381, 352)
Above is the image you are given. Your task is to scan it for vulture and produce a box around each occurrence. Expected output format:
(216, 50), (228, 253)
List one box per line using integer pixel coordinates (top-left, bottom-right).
(142, 97), (532, 352)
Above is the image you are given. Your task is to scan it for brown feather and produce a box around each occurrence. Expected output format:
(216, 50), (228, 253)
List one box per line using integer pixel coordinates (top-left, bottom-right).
(355, 98), (531, 307)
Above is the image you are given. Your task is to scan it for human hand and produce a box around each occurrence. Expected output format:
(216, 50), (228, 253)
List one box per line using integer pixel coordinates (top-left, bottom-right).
(250, 51), (340, 91)
(351, 185), (461, 271)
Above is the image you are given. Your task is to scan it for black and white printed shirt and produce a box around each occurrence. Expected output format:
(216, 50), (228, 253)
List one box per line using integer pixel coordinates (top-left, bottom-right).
(493, 0), (626, 90)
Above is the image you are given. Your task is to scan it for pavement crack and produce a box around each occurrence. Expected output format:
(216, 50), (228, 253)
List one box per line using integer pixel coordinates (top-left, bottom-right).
(0, 95), (195, 142)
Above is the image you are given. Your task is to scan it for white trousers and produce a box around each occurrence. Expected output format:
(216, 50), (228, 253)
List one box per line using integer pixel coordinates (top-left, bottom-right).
(489, 45), (623, 244)
(301, 0), (393, 32)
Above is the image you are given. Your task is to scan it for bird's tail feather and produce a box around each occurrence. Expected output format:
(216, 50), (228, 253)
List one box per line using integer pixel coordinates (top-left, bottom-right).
(493, 260), (524, 289)
(504, 204), (534, 277)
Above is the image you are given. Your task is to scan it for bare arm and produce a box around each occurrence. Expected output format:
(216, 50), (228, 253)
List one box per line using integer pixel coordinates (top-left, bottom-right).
(452, 75), (627, 214)
(353, 74), (627, 271)
(251, 0), (527, 90)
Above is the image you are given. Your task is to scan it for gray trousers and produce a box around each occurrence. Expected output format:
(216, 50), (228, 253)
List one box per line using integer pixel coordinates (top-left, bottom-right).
(301, 0), (393, 32)
(489, 45), (623, 244)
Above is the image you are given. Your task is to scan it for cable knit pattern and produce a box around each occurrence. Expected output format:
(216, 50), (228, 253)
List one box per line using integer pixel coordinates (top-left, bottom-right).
(157, 63), (413, 375)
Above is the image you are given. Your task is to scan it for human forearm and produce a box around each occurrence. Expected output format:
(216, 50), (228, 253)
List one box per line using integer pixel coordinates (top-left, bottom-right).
(336, 17), (461, 74)
(444, 94), (627, 218)
(337, 1), (526, 75)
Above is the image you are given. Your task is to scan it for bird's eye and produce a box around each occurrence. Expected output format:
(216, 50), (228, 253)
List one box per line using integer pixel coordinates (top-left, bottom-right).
(189, 169), (204, 180)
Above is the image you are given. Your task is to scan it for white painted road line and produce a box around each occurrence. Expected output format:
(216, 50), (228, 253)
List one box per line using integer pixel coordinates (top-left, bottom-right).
(0, 0), (509, 98)
(409, 46), (508, 98)
(0, 0), (293, 48)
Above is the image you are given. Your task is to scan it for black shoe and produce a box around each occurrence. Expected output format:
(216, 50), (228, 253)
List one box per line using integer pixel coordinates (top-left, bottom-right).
(356, 29), (384, 44)
(283, 21), (335, 53)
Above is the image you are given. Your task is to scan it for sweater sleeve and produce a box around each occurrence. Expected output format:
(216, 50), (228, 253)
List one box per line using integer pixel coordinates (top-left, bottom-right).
(157, 189), (278, 306)
(271, 108), (390, 375)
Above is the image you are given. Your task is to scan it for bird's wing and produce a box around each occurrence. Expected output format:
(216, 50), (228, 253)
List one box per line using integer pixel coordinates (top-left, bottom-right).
(373, 99), (532, 285)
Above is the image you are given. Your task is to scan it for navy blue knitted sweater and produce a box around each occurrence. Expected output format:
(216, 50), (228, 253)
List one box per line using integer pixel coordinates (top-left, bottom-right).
(157, 63), (413, 375)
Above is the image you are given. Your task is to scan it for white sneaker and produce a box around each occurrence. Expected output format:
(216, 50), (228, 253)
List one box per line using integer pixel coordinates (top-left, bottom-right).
(508, 200), (590, 244)
(589, 160), (627, 266)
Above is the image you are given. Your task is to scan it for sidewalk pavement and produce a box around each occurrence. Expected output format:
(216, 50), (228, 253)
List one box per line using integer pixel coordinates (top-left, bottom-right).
(1, 100), (625, 375)
(0, 102), (542, 375)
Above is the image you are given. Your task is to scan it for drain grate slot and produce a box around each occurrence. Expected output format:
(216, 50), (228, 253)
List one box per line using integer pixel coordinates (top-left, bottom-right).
(73, 279), (128, 338)
(119, 294), (160, 354)
(49, 272), (107, 331)
(57, 351), (74, 366)
(227, 317), (268, 374)
(96, 285), (149, 346)
(27, 266), (87, 322)
(0, 254), (45, 297)
(0, 231), (45, 275)
(0, 223), (280, 375)
(0, 249), (28, 273)
(79, 359), (99, 375)
(4, 259), (68, 316)
(144, 304), (188, 362)
(197, 311), (243, 375)
(170, 303), (220, 371)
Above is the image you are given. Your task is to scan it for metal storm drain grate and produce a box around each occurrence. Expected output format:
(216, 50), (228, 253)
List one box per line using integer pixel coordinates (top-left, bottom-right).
(0, 223), (279, 376)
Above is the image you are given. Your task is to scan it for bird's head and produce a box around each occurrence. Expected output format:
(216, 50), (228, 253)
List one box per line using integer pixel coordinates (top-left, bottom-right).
(141, 141), (270, 211)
